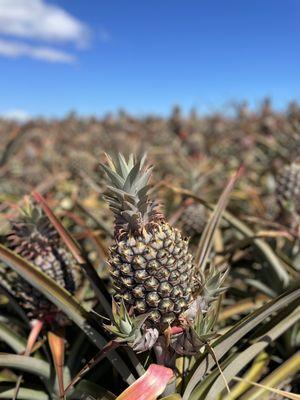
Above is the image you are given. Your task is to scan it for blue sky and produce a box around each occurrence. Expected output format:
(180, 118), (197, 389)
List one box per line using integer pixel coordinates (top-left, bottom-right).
(0, 0), (299, 119)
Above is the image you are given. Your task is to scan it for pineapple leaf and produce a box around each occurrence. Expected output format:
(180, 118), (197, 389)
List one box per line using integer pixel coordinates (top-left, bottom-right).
(238, 352), (300, 400)
(0, 386), (49, 400)
(101, 163), (125, 189)
(0, 320), (27, 354)
(183, 286), (300, 400)
(123, 158), (143, 192)
(118, 153), (132, 178)
(75, 380), (116, 399)
(0, 354), (51, 386)
(195, 167), (242, 272)
(104, 153), (117, 172)
(33, 191), (113, 319)
(204, 306), (300, 399)
(48, 330), (65, 400)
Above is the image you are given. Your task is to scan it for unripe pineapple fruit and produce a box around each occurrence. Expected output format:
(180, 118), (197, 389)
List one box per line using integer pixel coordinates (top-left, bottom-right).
(0, 202), (82, 325)
(276, 160), (300, 215)
(101, 154), (195, 327)
(179, 202), (207, 237)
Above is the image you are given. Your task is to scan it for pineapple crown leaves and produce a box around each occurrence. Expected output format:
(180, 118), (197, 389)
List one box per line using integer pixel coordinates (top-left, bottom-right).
(17, 199), (44, 226)
(171, 300), (218, 355)
(101, 153), (163, 235)
(104, 299), (151, 346)
(8, 200), (58, 244)
(200, 264), (229, 304)
(193, 302), (218, 339)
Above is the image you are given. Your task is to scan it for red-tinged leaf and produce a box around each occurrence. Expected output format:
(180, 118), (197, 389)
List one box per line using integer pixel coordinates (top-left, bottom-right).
(33, 192), (84, 264)
(195, 166), (243, 271)
(33, 191), (113, 318)
(116, 364), (173, 400)
(48, 330), (65, 400)
(13, 319), (44, 400)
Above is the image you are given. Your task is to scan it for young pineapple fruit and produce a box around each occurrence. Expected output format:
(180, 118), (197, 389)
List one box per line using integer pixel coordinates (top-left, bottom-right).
(276, 159), (300, 227)
(101, 154), (195, 328)
(69, 150), (98, 180)
(177, 160), (209, 238)
(0, 202), (82, 325)
(179, 202), (207, 238)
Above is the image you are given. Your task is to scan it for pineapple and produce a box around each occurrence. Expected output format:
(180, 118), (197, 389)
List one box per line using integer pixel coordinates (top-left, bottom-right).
(0, 202), (82, 325)
(177, 159), (209, 238)
(69, 150), (97, 180)
(179, 202), (207, 237)
(101, 154), (195, 328)
(276, 160), (300, 216)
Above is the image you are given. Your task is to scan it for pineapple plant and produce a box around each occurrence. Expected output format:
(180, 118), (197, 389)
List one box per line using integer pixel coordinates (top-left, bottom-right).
(176, 158), (210, 238)
(0, 201), (82, 325)
(276, 160), (300, 215)
(276, 160), (300, 232)
(69, 150), (98, 181)
(101, 154), (195, 329)
(0, 200), (84, 398)
(179, 200), (207, 238)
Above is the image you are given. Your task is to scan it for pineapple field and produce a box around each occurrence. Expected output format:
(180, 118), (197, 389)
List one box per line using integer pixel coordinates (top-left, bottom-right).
(0, 101), (300, 400)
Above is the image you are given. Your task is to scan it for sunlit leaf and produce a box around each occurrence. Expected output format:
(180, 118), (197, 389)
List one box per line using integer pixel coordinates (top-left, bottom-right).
(234, 376), (300, 400)
(48, 330), (66, 400)
(183, 287), (300, 400)
(0, 386), (49, 400)
(222, 351), (269, 400)
(240, 351), (300, 400)
(116, 364), (173, 400)
(195, 167), (242, 270)
(205, 307), (300, 399)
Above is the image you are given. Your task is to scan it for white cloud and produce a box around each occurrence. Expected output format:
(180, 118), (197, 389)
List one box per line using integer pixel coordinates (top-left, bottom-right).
(0, 108), (31, 122)
(0, 0), (89, 47)
(0, 39), (75, 63)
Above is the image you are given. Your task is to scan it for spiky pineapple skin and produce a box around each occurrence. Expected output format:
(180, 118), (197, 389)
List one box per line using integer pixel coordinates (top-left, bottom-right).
(179, 203), (206, 237)
(276, 161), (300, 214)
(108, 222), (194, 326)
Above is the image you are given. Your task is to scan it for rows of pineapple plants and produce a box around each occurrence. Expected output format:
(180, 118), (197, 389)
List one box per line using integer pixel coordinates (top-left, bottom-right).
(0, 103), (299, 399)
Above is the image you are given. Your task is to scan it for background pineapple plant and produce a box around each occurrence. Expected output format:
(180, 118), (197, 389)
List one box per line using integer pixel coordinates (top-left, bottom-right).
(276, 160), (300, 229)
(178, 201), (207, 238)
(0, 201), (82, 325)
